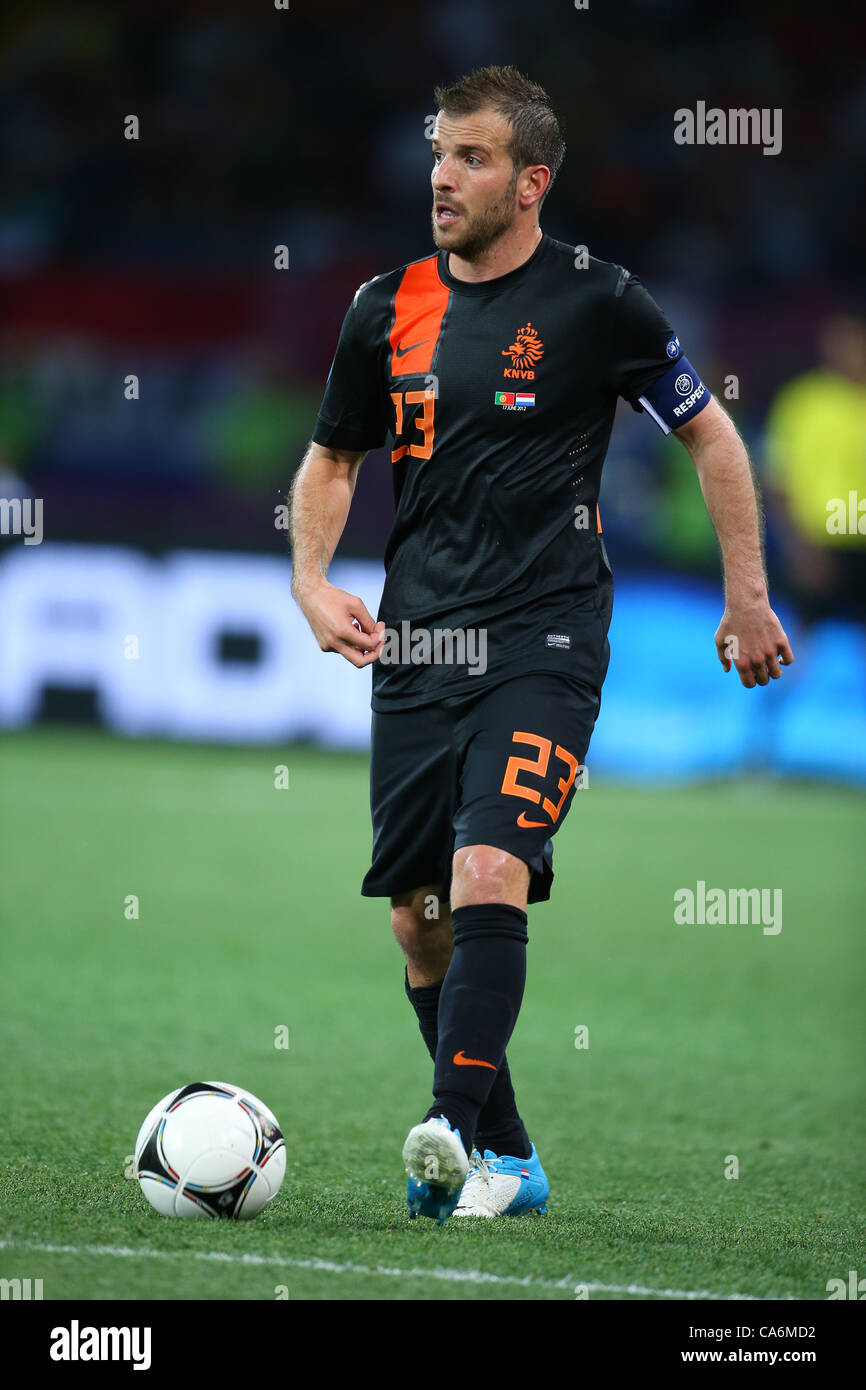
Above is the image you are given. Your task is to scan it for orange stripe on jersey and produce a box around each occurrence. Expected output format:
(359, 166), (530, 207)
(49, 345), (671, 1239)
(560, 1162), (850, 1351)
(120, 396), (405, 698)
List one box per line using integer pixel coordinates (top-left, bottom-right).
(596, 505), (602, 534)
(389, 257), (449, 377)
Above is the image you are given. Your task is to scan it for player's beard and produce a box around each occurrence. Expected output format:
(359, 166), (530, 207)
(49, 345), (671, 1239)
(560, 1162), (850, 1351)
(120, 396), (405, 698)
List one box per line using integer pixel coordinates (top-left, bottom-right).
(431, 171), (520, 262)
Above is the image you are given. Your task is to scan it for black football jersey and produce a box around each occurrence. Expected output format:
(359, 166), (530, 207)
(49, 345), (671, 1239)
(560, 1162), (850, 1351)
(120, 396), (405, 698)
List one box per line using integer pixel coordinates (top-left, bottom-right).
(312, 233), (698, 708)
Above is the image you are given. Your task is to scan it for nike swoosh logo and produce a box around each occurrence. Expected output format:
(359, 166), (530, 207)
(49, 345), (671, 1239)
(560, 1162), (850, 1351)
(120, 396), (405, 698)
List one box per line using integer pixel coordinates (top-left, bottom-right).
(453, 1050), (496, 1070)
(517, 811), (548, 829)
(395, 338), (429, 357)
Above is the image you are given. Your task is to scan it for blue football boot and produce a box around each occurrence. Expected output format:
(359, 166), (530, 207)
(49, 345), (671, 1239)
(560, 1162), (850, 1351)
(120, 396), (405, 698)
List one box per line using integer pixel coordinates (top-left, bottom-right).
(403, 1116), (470, 1225)
(452, 1144), (549, 1217)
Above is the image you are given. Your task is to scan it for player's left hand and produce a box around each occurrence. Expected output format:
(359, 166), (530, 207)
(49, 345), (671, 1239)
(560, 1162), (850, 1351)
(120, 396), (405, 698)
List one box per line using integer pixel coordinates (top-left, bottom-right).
(714, 600), (794, 688)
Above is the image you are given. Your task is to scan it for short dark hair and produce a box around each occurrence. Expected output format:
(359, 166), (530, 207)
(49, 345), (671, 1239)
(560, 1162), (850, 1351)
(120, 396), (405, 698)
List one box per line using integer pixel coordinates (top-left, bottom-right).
(433, 65), (566, 205)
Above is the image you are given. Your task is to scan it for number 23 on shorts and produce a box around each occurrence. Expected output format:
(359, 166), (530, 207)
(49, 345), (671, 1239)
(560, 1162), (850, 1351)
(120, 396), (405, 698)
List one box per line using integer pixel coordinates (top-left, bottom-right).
(500, 731), (581, 828)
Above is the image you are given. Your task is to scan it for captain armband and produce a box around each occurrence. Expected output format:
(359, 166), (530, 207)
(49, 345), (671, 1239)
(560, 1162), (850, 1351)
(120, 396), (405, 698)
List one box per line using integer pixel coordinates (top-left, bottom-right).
(637, 359), (711, 434)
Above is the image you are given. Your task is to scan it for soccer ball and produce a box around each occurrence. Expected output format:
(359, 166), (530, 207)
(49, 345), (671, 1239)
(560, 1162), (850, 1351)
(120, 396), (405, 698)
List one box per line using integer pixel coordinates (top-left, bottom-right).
(134, 1081), (286, 1219)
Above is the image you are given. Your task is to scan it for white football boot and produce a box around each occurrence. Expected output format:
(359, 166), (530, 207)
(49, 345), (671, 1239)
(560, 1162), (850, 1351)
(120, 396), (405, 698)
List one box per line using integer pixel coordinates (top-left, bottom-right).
(452, 1144), (549, 1217)
(403, 1116), (470, 1224)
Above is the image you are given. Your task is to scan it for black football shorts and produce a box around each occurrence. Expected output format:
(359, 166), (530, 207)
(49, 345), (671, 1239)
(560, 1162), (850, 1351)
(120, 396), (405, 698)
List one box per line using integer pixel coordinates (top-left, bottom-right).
(361, 669), (606, 905)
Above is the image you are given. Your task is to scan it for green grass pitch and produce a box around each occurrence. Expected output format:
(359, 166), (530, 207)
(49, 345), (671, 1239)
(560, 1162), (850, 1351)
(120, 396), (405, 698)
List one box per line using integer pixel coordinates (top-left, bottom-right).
(0, 728), (863, 1301)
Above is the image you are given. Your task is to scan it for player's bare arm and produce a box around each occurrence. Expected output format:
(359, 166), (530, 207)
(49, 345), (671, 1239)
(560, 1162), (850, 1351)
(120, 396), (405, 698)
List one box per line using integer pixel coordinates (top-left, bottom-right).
(674, 396), (794, 688)
(289, 441), (385, 668)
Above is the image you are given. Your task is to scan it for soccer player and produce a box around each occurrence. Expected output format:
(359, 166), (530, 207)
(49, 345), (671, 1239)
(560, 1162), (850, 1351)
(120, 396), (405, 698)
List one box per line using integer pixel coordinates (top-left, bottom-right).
(290, 66), (793, 1222)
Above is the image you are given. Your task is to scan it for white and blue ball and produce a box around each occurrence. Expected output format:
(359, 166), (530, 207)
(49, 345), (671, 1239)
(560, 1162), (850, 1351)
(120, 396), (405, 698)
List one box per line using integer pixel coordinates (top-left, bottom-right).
(134, 1081), (286, 1219)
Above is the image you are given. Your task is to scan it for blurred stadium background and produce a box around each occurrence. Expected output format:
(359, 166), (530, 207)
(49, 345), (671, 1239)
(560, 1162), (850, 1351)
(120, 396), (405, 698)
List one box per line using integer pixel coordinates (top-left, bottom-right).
(0, 0), (864, 777)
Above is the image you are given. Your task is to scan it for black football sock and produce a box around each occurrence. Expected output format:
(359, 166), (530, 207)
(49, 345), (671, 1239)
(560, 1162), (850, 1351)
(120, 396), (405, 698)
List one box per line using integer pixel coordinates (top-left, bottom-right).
(474, 1075), (532, 1161)
(424, 903), (528, 1158)
(405, 968), (531, 1159)
(404, 970), (441, 1061)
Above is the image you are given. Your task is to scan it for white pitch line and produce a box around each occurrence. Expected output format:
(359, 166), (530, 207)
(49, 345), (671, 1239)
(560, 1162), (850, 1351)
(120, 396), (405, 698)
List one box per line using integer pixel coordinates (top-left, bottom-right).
(0, 1239), (794, 1299)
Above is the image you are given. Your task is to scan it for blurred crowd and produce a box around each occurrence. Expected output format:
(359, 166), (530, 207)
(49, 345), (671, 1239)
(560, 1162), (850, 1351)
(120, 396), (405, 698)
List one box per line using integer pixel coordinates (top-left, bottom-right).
(0, 0), (864, 616)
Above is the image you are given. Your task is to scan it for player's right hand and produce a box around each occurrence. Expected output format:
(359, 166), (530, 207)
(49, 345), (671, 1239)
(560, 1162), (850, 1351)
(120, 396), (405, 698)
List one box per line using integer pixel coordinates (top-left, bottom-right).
(297, 581), (385, 668)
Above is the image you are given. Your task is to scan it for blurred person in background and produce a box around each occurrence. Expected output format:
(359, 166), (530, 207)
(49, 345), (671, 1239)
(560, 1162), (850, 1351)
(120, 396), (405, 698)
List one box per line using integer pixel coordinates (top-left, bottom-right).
(765, 311), (866, 627)
(0, 331), (42, 492)
(199, 344), (322, 496)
